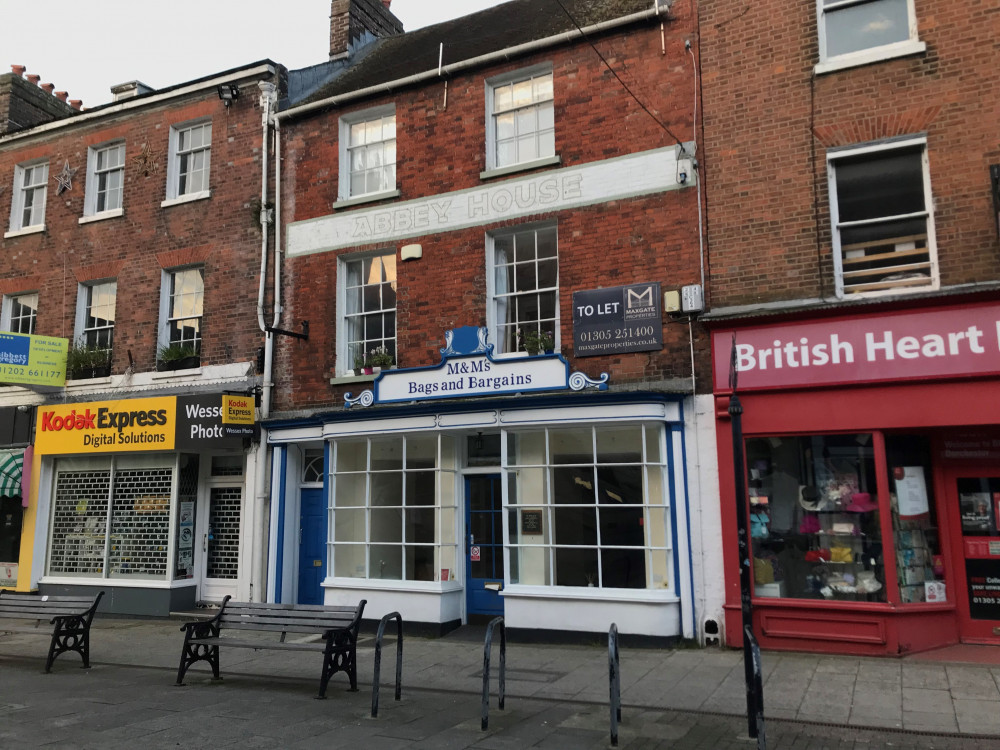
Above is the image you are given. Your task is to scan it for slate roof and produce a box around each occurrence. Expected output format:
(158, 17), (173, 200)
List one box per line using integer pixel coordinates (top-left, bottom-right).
(299, 0), (659, 106)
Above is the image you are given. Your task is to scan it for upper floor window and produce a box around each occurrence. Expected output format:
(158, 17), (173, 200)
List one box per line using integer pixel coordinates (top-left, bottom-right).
(166, 121), (211, 201)
(77, 280), (117, 351)
(84, 142), (125, 216)
(817, 0), (924, 71)
(161, 266), (204, 357)
(338, 252), (396, 374)
(487, 68), (554, 171)
(339, 106), (396, 201)
(8, 161), (48, 233)
(1, 292), (37, 334)
(487, 223), (558, 355)
(828, 138), (936, 297)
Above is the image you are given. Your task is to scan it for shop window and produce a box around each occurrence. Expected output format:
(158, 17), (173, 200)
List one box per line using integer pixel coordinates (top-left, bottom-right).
(487, 223), (558, 355)
(746, 434), (885, 602)
(1, 292), (38, 334)
(339, 105), (396, 201)
(338, 251), (396, 375)
(175, 455), (199, 580)
(331, 434), (457, 582)
(0, 495), (24, 567)
(885, 435), (945, 603)
(505, 425), (671, 590)
(210, 455), (243, 478)
(828, 139), (936, 297)
(486, 67), (554, 171)
(816, 0), (924, 72)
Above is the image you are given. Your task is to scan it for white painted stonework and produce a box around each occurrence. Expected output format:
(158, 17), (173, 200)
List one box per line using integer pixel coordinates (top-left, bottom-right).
(286, 145), (694, 257)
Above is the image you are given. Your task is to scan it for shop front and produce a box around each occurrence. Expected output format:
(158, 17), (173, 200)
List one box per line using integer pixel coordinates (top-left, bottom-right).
(23, 394), (258, 616)
(712, 296), (1000, 655)
(266, 329), (697, 641)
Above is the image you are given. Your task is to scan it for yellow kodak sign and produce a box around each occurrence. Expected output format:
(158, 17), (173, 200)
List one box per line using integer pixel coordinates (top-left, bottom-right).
(222, 394), (255, 425)
(35, 397), (175, 454)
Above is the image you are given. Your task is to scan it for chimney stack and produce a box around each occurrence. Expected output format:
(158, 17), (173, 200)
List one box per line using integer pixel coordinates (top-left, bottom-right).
(329, 0), (402, 60)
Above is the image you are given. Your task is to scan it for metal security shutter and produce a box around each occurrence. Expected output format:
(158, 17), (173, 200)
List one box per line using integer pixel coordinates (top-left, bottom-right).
(207, 486), (241, 579)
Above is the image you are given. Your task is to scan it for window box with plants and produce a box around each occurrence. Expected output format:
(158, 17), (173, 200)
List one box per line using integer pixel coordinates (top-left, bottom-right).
(66, 344), (112, 380)
(521, 329), (555, 356)
(353, 345), (394, 375)
(157, 343), (200, 372)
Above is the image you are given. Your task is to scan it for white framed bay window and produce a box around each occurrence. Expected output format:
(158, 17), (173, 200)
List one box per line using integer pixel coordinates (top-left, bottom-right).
(828, 137), (937, 297)
(504, 424), (673, 591)
(816, 0), (925, 73)
(330, 435), (459, 582)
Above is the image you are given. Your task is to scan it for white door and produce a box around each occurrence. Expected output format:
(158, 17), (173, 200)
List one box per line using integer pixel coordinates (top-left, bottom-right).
(196, 484), (242, 602)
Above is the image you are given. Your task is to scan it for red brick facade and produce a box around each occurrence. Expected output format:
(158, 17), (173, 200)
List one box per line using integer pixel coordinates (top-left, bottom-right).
(0, 67), (281, 374)
(700, 0), (1000, 307)
(274, 6), (706, 414)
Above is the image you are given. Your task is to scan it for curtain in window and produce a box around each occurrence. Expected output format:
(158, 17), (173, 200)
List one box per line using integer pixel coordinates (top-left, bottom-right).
(493, 245), (510, 354)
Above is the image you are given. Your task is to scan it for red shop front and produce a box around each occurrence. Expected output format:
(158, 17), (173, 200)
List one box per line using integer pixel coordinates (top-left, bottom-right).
(711, 296), (1000, 655)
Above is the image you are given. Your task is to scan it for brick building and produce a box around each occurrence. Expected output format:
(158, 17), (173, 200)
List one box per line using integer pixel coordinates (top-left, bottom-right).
(0, 61), (283, 614)
(701, 0), (1000, 653)
(265, 0), (719, 640)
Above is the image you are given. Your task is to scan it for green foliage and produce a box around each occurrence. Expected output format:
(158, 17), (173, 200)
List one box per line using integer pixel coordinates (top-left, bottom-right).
(157, 343), (198, 362)
(522, 329), (555, 356)
(66, 343), (110, 372)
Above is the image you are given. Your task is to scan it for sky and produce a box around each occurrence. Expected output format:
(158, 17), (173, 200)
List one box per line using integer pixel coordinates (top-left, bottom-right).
(0, 0), (508, 109)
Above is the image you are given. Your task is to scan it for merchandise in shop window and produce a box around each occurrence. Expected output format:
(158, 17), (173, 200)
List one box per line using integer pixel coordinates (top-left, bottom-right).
(746, 434), (885, 602)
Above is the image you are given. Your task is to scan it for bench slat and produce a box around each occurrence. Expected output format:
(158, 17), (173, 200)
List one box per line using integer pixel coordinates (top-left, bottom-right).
(217, 619), (353, 635)
(187, 637), (327, 652)
(222, 605), (359, 618)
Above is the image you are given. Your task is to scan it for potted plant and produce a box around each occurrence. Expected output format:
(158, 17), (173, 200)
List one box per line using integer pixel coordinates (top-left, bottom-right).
(66, 344), (112, 379)
(522, 329), (555, 356)
(354, 345), (394, 375)
(157, 343), (200, 372)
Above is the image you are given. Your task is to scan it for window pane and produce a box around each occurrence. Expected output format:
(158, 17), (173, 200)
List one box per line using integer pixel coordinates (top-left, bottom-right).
(835, 148), (923, 224)
(825, 0), (910, 58)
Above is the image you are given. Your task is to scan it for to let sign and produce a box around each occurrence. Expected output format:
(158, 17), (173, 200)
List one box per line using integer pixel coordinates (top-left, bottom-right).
(573, 282), (662, 357)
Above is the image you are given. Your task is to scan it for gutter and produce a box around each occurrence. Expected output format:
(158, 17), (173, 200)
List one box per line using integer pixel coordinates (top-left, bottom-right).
(275, 3), (672, 122)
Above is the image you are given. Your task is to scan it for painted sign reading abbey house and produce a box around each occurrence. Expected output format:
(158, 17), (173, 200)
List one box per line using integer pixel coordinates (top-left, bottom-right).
(345, 327), (609, 408)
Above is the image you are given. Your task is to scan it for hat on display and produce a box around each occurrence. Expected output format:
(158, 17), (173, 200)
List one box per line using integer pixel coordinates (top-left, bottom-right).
(798, 485), (827, 511)
(846, 492), (878, 513)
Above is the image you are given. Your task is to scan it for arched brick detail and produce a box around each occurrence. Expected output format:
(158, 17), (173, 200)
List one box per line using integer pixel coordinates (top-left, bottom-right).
(813, 106), (941, 148)
(73, 260), (126, 283)
(157, 244), (214, 269)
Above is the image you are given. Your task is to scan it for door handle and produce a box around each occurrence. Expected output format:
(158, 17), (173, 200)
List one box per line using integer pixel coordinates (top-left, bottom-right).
(203, 533), (207, 552)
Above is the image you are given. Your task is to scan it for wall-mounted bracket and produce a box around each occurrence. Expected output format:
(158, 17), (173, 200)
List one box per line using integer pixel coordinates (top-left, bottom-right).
(265, 321), (309, 340)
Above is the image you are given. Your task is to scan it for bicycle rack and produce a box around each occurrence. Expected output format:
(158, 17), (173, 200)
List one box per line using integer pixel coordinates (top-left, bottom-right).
(609, 623), (622, 746)
(371, 611), (403, 718)
(481, 616), (506, 730)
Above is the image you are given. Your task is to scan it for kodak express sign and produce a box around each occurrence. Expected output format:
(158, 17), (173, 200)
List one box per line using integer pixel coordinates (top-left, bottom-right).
(35, 398), (175, 454)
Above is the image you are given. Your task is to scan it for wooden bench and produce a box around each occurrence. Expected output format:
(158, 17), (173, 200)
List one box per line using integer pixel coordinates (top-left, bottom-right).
(0, 590), (105, 672)
(175, 596), (367, 698)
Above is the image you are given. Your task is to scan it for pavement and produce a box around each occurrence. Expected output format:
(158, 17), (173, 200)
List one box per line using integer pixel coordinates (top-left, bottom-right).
(4, 616), (1000, 749)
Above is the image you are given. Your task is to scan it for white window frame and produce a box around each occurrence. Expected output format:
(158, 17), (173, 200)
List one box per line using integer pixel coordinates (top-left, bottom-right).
(816, 0), (925, 74)
(74, 280), (117, 351)
(163, 120), (212, 206)
(337, 104), (398, 205)
(485, 222), (559, 357)
(82, 141), (125, 221)
(484, 64), (557, 176)
(1, 292), (38, 334)
(157, 266), (205, 354)
(336, 250), (397, 375)
(827, 136), (938, 299)
(6, 160), (48, 236)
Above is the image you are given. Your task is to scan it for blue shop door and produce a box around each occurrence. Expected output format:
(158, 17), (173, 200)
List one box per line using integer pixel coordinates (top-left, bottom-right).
(466, 475), (504, 617)
(297, 488), (325, 605)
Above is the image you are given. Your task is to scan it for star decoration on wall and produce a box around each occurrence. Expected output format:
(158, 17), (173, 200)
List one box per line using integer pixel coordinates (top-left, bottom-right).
(55, 160), (77, 194)
(131, 142), (159, 177)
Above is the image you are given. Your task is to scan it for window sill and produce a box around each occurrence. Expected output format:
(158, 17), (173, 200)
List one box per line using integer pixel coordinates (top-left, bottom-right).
(160, 190), (211, 208)
(65, 375), (113, 385)
(815, 39), (926, 75)
(503, 584), (678, 603)
(332, 189), (401, 210)
(3, 225), (45, 239)
(79, 209), (124, 225)
(330, 373), (377, 385)
(480, 155), (561, 181)
(150, 366), (203, 379)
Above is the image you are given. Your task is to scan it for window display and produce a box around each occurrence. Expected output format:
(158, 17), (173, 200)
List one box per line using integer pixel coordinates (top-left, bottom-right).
(747, 434), (885, 601)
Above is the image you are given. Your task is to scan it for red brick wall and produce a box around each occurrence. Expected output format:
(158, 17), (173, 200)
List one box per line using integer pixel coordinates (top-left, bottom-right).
(700, 0), (1000, 307)
(0, 79), (277, 373)
(275, 13), (708, 413)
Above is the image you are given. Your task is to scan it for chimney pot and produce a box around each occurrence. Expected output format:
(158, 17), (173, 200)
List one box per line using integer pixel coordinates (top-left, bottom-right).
(40, 83), (54, 94)
(382, 0), (391, 7)
(26, 74), (40, 84)
(11, 65), (26, 76)
(55, 91), (68, 101)
(69, 99), (82, 110)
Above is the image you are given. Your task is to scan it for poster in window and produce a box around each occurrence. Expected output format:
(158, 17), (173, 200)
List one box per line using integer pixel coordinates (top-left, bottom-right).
(521, 510), (543, 535)
(966, 559), (1000, 619)
(893, 466), (929, 518)
(961, 492), (993, 535)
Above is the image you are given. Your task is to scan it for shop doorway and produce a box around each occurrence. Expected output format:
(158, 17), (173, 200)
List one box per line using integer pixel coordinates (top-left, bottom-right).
(949, 471), (1000, 643)
(297, 488), (325, 605)
(196, 485), (242, 603)
(466, 475), (504, 618)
